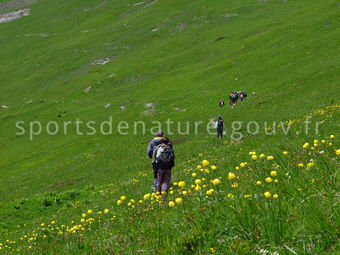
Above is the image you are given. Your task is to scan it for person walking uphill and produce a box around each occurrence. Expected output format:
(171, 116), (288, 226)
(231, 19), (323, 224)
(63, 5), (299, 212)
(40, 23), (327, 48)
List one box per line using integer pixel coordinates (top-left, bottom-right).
(153, 137), (175, 198)
(147, 130), (164, 191)
(229, 91), (234, 106)
(231, 92), (238, 108)
(216, 115), (224, 139)
(219, 98), (225, 108)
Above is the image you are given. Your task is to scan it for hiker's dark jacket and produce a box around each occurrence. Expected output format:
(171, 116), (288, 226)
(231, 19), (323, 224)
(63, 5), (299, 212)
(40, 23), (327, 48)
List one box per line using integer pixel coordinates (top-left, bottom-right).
(217, 119), (224, 130)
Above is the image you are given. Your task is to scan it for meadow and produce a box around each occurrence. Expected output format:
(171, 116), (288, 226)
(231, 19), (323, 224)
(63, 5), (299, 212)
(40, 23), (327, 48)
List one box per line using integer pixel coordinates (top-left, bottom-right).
(0, 0), (339, 253)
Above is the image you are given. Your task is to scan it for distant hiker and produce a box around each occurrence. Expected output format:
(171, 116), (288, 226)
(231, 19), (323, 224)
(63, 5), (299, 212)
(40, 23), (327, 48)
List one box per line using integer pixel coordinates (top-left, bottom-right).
(252, 91), (256, 97)
(229, 91), (234, 106)
(147, 130), (164, 191)
(153, 137), (175, 197)
(239, 92), (244, 102)
(219, 99), (225, 107)
(216, 115), (224, 139)
(243, 91), (247, 100)
(231, 92), (238, 108)
(240, 91), (247, 102)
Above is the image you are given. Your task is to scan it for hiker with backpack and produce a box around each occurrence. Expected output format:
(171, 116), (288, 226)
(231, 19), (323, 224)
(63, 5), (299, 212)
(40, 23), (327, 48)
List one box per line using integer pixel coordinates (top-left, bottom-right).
(239, 92), (244, 102)
(216, 115), (224, 139)
(152, 137), (175, 197)
(231, 92), (238, 108)
(243, 91), (247, 101)
(229, 91), (234, 106)
(239, 91), (247, 102)
(147, 130), (164, 191)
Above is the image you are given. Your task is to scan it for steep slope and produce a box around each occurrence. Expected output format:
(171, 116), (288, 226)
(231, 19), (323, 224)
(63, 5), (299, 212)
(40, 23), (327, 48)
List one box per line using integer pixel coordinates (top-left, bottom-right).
(0, 0), (339, 253)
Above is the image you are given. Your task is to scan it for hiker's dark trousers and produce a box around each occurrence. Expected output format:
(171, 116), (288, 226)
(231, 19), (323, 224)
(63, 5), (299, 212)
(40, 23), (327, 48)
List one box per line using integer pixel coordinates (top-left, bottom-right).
(157, 169), (171, 195)
(152, 162), (158, 179)
(217, 128), (223, 138)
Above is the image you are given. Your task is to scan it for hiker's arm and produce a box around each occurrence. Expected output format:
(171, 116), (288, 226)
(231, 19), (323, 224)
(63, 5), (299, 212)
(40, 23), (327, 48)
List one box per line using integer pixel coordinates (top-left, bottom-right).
(147, 141), (153, 158)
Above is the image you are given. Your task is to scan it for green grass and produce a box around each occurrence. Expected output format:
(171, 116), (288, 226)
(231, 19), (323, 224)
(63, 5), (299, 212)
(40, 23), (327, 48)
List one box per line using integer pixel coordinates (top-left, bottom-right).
(0, 0), (339, 253)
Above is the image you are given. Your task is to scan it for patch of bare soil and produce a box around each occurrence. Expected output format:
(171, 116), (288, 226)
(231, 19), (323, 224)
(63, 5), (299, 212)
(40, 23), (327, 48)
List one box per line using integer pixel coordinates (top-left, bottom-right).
(49, 178), (83, 190)
(0, 0), (35, 12)
(92, 57), (111, 65)
(142, 103), (155, 114)
(0, 7), (29, 23)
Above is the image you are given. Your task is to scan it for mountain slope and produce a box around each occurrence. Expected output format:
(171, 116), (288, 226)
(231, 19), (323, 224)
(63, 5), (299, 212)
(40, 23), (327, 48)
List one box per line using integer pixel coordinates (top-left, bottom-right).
(0, 0), (339, 253)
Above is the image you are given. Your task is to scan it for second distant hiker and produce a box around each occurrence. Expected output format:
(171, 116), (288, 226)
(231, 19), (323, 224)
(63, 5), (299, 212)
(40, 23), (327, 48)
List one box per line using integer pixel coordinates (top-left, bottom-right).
(216, 115), (224, 139)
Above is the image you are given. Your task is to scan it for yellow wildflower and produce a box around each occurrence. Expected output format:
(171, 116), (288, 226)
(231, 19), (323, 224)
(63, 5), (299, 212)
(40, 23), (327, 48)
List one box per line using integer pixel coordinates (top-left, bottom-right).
(202, 160), (209, 167)
(228, 172), (236, 180)
(175, 198), (182, 204)
(264, 191), (271, 198)
(212, 178), (221, 185)
(265, 177), (272, 183)
(178, 181), (185, 188)
(206, 189), (214, 196)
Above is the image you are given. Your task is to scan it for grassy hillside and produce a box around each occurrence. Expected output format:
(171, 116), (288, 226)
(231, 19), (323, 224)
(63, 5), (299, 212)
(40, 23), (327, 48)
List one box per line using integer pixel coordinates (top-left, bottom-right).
(0, 0), (339, 253)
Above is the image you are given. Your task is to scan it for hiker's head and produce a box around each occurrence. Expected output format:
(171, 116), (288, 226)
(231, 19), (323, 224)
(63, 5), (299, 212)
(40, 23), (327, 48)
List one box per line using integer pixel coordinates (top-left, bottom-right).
(218, 115), (222, 119)
(155, 130), (163, 137)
